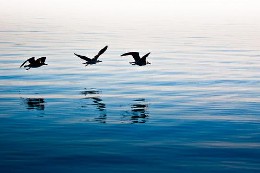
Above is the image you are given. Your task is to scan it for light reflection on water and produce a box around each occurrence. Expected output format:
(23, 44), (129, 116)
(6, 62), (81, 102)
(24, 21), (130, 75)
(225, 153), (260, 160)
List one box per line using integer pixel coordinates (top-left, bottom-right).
(0, 11), (260, 173)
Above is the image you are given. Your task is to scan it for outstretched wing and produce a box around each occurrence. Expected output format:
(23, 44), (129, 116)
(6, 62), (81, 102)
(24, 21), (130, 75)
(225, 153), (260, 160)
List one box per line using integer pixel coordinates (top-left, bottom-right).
(74, 53), (91, 62)
(139, 52), (151, 64)
(121, 52), (140, 62)
(94, 46), (108, 60)
(20, 57), (35, 68)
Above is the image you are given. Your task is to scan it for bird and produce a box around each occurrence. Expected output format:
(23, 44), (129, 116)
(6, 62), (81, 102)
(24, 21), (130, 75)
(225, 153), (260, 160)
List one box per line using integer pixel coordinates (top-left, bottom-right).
(121, 52), (151, 66)
(20, 57), (48, 70)
(74, 46), (108, 66)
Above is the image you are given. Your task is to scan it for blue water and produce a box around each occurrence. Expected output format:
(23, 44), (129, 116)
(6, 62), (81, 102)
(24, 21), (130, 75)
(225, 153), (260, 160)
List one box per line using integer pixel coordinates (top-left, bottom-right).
(1, 5), (260, 172)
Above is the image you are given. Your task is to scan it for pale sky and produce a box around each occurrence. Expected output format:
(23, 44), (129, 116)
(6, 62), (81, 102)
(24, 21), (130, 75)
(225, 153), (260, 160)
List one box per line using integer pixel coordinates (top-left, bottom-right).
(1, 0), (259, 21)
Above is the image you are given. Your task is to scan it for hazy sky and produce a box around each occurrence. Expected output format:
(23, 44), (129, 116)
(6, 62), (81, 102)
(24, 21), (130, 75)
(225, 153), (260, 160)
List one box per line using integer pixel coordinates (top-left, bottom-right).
(1, 0), (259, 21)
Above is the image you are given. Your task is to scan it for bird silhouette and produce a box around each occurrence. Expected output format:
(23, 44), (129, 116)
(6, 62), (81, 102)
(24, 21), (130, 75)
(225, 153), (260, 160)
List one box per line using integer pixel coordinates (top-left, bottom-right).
(121, 52), (151, 66)
(20, 57), (48, 70)
(74, 46), (108, 66)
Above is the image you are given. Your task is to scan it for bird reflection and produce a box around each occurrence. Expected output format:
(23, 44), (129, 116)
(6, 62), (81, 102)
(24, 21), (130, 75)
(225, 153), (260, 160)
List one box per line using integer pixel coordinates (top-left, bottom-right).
(81, 89), (100, 95)
(80, 88), (107, 123)
(122, 98), (149, 123)
(22, 98), (45, 110)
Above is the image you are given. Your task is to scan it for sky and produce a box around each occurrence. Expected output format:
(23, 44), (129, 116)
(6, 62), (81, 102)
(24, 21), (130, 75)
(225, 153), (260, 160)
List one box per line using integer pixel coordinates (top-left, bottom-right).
(0, 0), (259, 22)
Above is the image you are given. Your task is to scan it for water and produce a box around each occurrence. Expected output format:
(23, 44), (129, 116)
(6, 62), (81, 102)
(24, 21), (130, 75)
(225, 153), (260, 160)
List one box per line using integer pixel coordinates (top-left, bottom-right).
(1, 1), (260, 172)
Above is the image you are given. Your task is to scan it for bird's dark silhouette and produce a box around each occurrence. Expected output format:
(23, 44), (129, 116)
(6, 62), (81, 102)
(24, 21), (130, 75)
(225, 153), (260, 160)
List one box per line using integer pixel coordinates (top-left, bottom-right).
(20, 57), (48, 70)
(74, 46), (108, 66)
(121, 52), (151, 66)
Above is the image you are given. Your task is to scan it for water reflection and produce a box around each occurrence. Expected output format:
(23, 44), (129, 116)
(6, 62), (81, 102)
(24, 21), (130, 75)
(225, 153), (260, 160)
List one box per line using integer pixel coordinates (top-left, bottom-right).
(80, 88), (107, 123)
(80, 89), (149, 124)
(21, 98), (45, 110)
(122, 98), (149, 123)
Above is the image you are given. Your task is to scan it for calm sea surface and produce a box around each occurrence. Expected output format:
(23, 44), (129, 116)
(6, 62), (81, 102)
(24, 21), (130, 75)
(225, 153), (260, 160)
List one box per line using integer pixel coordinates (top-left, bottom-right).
(0, 3), (260, 172)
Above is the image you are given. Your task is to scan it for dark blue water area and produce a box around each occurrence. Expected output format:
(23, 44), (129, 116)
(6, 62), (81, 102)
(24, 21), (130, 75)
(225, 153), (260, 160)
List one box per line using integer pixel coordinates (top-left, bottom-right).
(0, 118), (259, 173)
(0, 72), (260, 173)
(1, 89), (260, 173)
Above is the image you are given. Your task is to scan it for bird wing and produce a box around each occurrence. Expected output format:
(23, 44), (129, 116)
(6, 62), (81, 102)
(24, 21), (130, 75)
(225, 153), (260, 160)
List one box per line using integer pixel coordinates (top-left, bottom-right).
(93, 46), (108, 60)
(121, 52), (140, 62)
(74, 53), (91, 62)
(20, 57), (35, 68)
(37, 57), (46, 63)
(139, 52), (150, 64)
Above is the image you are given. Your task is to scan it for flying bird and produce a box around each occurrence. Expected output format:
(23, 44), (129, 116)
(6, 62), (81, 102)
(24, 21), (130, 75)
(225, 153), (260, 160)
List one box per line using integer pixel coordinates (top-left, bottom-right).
(121, 52), (151, 66)
(74, 46), (108, 66)
(20, 57), (48, 70)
